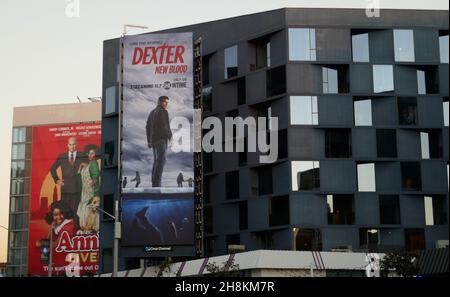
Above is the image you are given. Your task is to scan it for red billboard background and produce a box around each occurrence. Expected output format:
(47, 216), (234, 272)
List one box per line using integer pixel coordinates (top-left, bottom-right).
(28, 123), (101, 276)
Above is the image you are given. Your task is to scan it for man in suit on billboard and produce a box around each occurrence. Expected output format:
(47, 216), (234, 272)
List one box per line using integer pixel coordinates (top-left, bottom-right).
(50, 137), (86, 221)
(146, 96), (173, 187)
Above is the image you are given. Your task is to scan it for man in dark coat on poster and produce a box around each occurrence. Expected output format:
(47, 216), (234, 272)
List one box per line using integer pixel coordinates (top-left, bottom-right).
(146, 96), (173, 187)
(50, 137), (86, 227)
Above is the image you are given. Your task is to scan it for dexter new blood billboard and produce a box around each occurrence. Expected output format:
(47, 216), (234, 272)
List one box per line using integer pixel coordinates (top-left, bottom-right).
(28, 123), (101, 277)
(121, 33), (195, 251)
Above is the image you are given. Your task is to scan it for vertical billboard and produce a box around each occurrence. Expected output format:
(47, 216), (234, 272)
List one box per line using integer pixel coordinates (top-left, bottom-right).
(28, 123), (101, 276)
(121, 33), (195, 248)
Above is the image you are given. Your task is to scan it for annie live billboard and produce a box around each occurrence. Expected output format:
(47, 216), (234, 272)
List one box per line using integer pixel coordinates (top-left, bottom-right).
(28, 123), (101, 277)
(120, 33), (196, 253)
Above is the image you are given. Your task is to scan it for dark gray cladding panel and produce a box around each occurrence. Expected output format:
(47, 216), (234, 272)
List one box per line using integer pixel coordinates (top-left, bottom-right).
(439, 65), (449, 96)
(288, 127), (324, 159)
(422, 160), (448, 193)
(372, 97), (397, 126)
(400, 195), (425, 227)
(417, 96), (445, 127)
(375, 162), (401, 192)
(318, 95), (354, 126)
(369, 30), (395, 63)
(397, 129), (421, 159)
(350, 64), (373, 94)
(414, 30), (440, 63)
(286, 64), (322, 94)
(316, 28), (351, 62)
(286, 8), (449, 29)
(320, 160), (357, 192)
(352, 128), (377, 159)
(355, 193), (379, 225)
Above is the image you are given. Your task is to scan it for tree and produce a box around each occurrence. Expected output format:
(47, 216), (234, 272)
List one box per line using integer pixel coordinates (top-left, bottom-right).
(205, 258), (240, 277)
(380, 251), (418, 277)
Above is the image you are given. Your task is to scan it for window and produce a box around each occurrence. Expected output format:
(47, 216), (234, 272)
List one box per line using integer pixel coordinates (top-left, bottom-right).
(417, 70), (426, 95)
(291, 161), (320, 191)
(226, 234), (240, 252)
(405, 229), (425, 252)
(322, 65), (349, 94)
(290, 96), (318, 125)
(10, 196), (29, 213)
(9, 213), (28, 230)
(416, 66), (439, 94)
(289, 28), (316, 61)
(250, 38), (271, 70)
(439, 31), (449, 63)
(354, 99), (372, 126)
(105, 86), (116, 115)
(237, 78), (246, 105)
(224, 45), (238, 79)
(258, 166), (273, 195)
(12, 128), (26, 143)
(238, 137), (247, 167)
(202, 87), (212, 113)
(359, 228), (380, 248)
(266, 65), (286, 97)
(9, 231), (28, 248)
(11, 144), (25, 160)
(11, 161), (25, 178)
(424, 195), (447, 225)
(102, 194), (114, 220)
(420, 131), (442, 159)
(239, 201), (248, 230)
(398, 97), (418, 125)
(376, 129), (397, 158)
(352, 32), (370, 62)
(202, 55), (211, 85)
(373, 65), (394, 93)
(394, 29), (415, 62)
(278, 129), (288, 159)
(204, 206), (213, 234)
(401, 162), (422, 191)
(295, 229), (322, 251)
(203, 152), (212, 173)
(327, 194), (355, 225)
(10, 179), (24, 195)
(225, 171), (239, 200)
(325, 129), (352, 158)
(357, 163), (376, 192)
(103, 141), (116, 167)
(269, 195), (290, 226)
(444, 98), (449, 127)
(379, 195), (401, 225)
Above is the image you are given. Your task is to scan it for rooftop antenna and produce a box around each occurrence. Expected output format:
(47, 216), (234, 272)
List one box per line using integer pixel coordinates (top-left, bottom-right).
(123, 24), (148, 36)
(87, 97), (102, 102)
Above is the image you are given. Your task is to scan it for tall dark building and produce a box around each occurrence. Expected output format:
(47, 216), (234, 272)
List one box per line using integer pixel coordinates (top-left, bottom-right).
(100, 8), (449, 273)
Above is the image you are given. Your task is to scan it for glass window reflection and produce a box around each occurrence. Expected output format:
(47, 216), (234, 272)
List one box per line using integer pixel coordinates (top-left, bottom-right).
(357, 163), (376, 192)
(352, 33), (370, 62)
(394, 29), (415, 62)
(289, 28), (316, 61)
(291, 161), (320, 191)
(354, 99), (372, 126)
(105, 86), (116, 115)
(439, 34), (449, 64)
(290, 96), (318, 125)
(224, 45), (238, 79)
(373, 65), (394, 93)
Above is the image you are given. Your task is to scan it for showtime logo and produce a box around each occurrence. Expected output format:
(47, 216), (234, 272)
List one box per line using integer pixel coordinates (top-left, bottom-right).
(55, 231), (99, 252)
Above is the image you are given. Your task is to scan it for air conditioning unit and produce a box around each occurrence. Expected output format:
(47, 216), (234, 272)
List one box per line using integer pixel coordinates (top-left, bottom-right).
(228, 244), (246, 254)
(435, 240), (449, 249)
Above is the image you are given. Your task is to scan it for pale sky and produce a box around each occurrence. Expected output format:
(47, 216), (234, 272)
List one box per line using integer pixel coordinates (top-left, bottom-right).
(0, 0), (448, 263)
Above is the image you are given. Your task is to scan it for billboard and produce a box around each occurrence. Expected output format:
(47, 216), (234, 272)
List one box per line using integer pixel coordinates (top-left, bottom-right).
(27, 123), (101, 277)
(121, 33), (195, 249)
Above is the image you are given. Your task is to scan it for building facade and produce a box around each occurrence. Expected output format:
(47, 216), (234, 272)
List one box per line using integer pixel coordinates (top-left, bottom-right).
(7, 102), (101, 277)
(100, 8), (449, 273)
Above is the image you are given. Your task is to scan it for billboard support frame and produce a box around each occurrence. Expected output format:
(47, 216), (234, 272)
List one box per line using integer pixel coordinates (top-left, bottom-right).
(194, 37), (204, 258)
